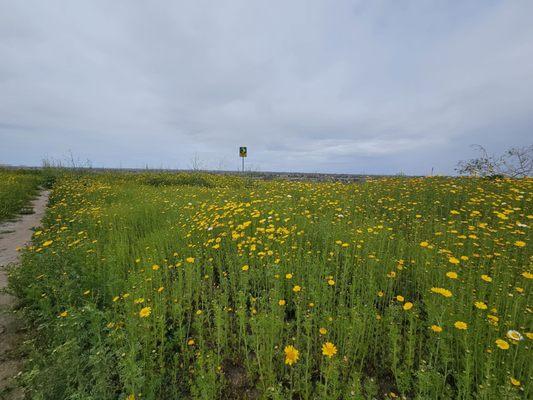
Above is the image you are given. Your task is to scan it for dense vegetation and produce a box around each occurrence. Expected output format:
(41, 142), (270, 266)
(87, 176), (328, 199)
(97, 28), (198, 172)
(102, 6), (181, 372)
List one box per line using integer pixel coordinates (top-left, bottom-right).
(9, 172), (532, 399)
(0, 169), (43, 222)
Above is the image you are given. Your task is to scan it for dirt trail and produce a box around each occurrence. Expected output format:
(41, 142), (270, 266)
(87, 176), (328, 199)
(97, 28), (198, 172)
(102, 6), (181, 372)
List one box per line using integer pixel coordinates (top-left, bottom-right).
(0, 190), (49, 400)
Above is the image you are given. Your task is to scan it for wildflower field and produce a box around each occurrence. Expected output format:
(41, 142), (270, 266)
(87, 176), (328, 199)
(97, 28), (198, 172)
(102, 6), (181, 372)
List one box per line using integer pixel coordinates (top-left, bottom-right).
(10, 172), (532, 399)
(0, 169), (43, 222)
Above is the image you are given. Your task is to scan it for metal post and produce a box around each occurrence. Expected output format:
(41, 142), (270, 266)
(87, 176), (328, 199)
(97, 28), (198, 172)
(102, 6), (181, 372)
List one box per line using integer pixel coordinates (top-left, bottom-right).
(239, 146), (247, 173)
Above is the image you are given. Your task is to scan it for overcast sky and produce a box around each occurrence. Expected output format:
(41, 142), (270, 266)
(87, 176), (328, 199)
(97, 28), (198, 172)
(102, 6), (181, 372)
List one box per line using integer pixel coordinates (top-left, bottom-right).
(1, 1), (532, 174)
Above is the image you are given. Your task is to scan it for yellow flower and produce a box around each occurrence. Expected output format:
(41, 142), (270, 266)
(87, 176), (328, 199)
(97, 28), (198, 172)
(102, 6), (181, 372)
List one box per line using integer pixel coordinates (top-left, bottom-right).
(278, 299), (286, 306)
(196, 310), (203, 315)
(448, 257), (460, 265)
(496, 212), (508, 220)
(319, 327), (327, 335)
(510, 377), (521, 386)
(454, 321), (468, 330)
(139, 307), (151, 318)
(481, 274), (492, 282)
(43, 240), (53, 247)
(474, 301), (487, 310)
(430, 325), (442, 333)
(514, 240), (526, 247)
(151, 264), (160, 271)
(525, 332), (533, 340)
(157, 286), (164, 293)
(506, 330), (523, 341)
(377, 291), (384, 297)
(327, 279), (335, 286)
(495, 339), (509, 350)
(419, 241), (429, 247)
(403, 302), (413, 311)
(292, 285), (301, 293)
(186, 257), (195, 263)
(126, 394), (135, 400)
(187, 339), (195, 346)
(396, 295), (404, 302)
(59, 311), (68, 318)
(241, 265), (249, 271)
(285, 273), (293, 279)
(284, 345), (299, 366)
(322, 342), (337, 358)
(521, 271), (533, 279)
(134, 298), (145, 304)
(446, 271), (458, 279)
(430, 287), (452, 298)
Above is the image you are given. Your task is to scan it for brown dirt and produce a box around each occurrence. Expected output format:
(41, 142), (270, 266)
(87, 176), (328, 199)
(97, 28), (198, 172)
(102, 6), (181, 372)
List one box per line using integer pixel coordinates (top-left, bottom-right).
(0, 191), (49, 400)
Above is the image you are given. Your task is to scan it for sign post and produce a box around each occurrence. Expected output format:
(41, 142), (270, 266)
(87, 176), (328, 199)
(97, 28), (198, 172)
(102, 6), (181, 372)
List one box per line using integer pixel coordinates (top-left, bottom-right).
(239, 146), (247, 172)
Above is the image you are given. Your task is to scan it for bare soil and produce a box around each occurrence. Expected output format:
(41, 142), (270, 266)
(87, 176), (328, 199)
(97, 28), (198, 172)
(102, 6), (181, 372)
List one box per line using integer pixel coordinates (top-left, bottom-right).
(0, 191), (49, 400)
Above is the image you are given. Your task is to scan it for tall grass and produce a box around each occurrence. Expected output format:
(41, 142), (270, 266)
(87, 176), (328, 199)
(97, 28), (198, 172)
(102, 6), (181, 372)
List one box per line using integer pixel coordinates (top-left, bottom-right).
(11, 173), (532, 399)
(0, 169), (43, 222)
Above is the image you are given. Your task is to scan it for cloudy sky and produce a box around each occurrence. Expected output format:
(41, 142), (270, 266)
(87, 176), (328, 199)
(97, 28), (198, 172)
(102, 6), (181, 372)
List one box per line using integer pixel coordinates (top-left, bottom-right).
(1, 1), (532, 174)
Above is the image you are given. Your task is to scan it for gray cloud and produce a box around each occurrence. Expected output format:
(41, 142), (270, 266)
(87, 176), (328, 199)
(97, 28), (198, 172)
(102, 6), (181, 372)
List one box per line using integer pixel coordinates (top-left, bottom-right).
(1, 0), (532, 174)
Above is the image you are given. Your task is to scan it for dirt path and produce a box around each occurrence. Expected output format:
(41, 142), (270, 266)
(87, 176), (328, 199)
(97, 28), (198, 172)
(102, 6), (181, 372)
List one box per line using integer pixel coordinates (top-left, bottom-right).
(0, 190), (49, 400)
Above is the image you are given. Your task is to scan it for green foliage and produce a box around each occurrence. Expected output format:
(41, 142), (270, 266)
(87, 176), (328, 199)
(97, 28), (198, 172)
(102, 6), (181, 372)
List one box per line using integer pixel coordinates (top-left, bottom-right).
(0, 168), (43, 222)
(9, 173), (532, 399)
(138, 172), (247, 189)
(140, 172), (214, 188)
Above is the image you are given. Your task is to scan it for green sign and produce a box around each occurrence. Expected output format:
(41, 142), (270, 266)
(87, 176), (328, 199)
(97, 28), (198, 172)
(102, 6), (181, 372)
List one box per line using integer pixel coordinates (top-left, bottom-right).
(239, 147), (247, 157)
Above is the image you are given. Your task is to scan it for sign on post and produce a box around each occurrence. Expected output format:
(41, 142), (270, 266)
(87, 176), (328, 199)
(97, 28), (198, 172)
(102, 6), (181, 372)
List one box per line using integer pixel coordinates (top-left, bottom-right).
(239, 146), (247, 172)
